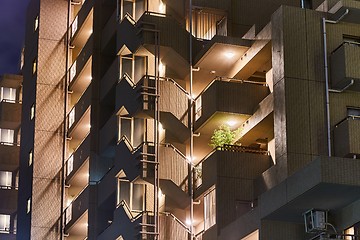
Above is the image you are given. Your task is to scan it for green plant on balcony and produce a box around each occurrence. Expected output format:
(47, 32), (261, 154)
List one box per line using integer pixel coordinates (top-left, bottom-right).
(209, 125), (241, 148)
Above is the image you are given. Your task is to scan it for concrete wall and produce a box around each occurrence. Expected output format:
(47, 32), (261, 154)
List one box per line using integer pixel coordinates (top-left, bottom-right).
(272, 6), (328, 185)
(18, 0), (68, 239)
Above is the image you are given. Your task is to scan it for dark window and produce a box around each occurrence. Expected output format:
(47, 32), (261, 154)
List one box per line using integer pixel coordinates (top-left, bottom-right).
(301, 0), (312, 9)
(347, 107), (360, 117)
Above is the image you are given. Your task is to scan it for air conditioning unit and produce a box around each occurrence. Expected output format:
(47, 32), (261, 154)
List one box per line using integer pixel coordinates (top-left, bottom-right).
(303, 209), (327, 233)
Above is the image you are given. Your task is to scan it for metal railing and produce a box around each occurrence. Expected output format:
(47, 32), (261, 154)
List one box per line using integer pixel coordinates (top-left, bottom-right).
(219, 144), (269, 155)
(335, 115), (360, 128)
(194, 76), (267, 102)
(310, 233), (360, 240)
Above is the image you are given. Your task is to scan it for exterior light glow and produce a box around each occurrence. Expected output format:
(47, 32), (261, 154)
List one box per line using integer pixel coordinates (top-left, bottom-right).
(159, 123), (164, 131)
(224, 52), (235, 59)
(158, 188), (164, 198)
(227, 120), (237, 127)
(159, 61), (166, 77)
(159, 0), (166, 14)
(66, 199), (72, 207)
(185, 219), (192, 226)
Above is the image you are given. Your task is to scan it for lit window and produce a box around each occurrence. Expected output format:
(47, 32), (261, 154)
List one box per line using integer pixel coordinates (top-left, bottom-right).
(0, 171), (12, 189)
(27, 198), (31, 214)
(29, 150), (33, 166)
(0, 129), (14, 145)
(195, 96), (202, 121)
(0, 214), (10, 233)
(158, 0), (166, 14)
(120, 55), (146, 84)
(117, 179), (144, 211)
(69, 61), (76, 83)
(71, 16), (78, 38)
(68, 108), (75, 128)
(301, 0), (312, 9)
(0, 87), (16, 103)
(345, 227), (354, 240)
(67, 155), (74, 176)
(204, 188), (216, 230)
(34, 15), (39, 31)
(30, 104), (35, 120)
(194, 163), (202, 188)
(189, 8), (227, 40)
(347, 107), (360, 117)
(32, 59), (37, 75)
(65, 204), (72, 224)
(118, 116), (144, 147)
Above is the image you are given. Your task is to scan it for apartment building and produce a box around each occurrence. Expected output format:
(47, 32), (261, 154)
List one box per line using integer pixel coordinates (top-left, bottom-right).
(17, 0), (360, 239)
(0, 74), (22, 239)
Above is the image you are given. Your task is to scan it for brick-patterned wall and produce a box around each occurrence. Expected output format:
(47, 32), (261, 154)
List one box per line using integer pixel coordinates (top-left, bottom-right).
(31, 0), (67, 239)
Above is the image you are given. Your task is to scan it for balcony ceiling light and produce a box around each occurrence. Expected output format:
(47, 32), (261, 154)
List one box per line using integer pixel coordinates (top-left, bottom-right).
(227, 120), (237, 127)
(224, 52), (235, 59)
(185, 219), (192, 226)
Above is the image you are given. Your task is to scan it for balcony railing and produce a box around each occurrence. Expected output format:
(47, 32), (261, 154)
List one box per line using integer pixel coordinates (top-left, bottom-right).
(310, 233), (360, 240)
(334, 115), (360, 157)
(218, 144), (269, 155)
(194, 144), (270, 189)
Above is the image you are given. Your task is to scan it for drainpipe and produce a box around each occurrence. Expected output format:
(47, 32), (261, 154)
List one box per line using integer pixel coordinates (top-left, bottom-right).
(322, 9), (349, 157)
(189, 0), (194, 239)
(329, 79), (354, 93)
(60, 0), (71, 239)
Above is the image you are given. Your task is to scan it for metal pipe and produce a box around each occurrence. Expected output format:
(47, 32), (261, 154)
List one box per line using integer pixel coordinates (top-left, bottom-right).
(322, 17), (332, 157)
(322, 9), (349, 157)
(189, 0), (194, 239)
(329, 79), (354, 93)
(60, 0), (72, 239)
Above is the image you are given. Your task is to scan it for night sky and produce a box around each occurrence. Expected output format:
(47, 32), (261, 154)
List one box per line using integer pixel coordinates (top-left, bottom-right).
(0, 0), (31, 75)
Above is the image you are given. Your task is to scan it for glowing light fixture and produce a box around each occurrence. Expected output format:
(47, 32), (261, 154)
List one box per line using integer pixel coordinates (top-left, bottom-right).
(159, 123), (164, 131)
(185, 219), (192, 226)
(158, 188), (164, 198)
(224, 52), (235, 59)
(159, 61), (166, 77)
(227, 120), (237, 127)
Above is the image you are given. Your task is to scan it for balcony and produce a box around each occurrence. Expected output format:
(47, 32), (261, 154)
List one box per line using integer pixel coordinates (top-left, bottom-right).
(194, 145), (272, 232)
(117, 12), (201, 78)
(98, 201), (189, 240)
(70, 0), (93, 49)
(196, 145), (271, 196)
(67, 85), (91, 144)
(96, 201), (145, 240)
(0, 187), (17, 212)
(193, 36), (251, 90)
(116, 138), (189, 208)
(69, 34), (93, 94)
(64, 185), (89, 237)
(328, 0), (360, 24)
(194, 78), (270, 133)
(66, 135), (90, 182)
(0, 144), (19, 170)
(330, 42), (360, 91)
(0, 100), (21, 129)
(334, 116), (360, 158)
(116, 75), (189, 142)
